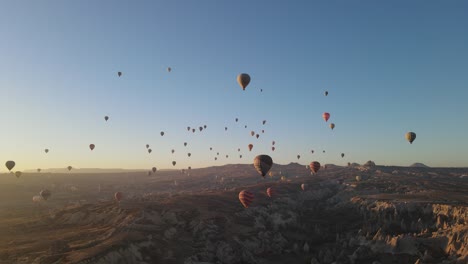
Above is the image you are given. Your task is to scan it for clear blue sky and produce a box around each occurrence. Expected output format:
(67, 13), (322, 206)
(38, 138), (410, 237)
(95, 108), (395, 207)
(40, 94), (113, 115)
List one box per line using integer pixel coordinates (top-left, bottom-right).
(1, 0), (467, 171)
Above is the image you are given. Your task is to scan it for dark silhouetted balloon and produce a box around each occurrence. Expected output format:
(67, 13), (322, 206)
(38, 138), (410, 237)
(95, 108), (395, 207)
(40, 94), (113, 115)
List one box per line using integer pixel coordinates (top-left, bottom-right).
(248, 144), (253, 152)
(105, 116), (109, 121)
(5, 161), (15, 171)
(253, 155), (273, 177)
(118, 72), (122, 77)
(152, 167), (157, 173)
(40, 189), (51, 200)
(406, 132), (416, 144)
(89, 144), (95, 151)
(172, 161), (176, 166)
(15, 171), (22, 178)
(160, 131), (165, 136)
(237, 73), (251, 90)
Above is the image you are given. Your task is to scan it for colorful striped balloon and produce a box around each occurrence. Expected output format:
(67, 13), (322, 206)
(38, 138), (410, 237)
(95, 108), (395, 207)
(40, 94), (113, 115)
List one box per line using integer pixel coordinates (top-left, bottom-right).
(239, 190), (254, 208)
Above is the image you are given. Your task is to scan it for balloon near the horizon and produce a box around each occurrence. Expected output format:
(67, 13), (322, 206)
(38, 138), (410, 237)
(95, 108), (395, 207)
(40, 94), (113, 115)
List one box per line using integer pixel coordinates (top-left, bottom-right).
(67, 166), (73, 171)
(253, 155), (273, 177)
(406, 132), (416, 144)
(15, 171), (22, 178)
(239, 190), (254, 208)
(5, 161), (15, 171)
(114, 192), (123, 202)
(237, 73), (251, 90)
(40, 189), (51, 200)
(301, 183), (307, 191)
(309, 161), (321, 174)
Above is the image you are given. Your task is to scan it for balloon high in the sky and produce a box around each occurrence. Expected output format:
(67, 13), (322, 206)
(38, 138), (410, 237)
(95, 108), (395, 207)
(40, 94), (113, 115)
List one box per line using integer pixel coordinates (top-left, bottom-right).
(237, 73), (251, 90)
(263, 120), (266, 125)
(45, 149), (49, 154)
(148, 149), (152, 154)
(256, 134), (259, 139)
(146, 144), (150, 149)
(272, 146), (275, 151)
(104, 116), (109, 121)
(235, 118), (238, 122)
(406, 132), (416, 144)
(323, 112), (330, 122)
(309, 161), (321, 174)
(324, 91), (328, 96)
(251, 131), (255, 137)
(167, 67), (172, 72)
(5, 161), (15, 171)
(187, 127), (190, 131)
(341, 153), (345, 158)
(89, 144), (95, 151)
(248, 144), (253, 152)
(253, 155), (273, 177)
(272, 141), (275, 145)
(239, 190), (254, 208)
(117, 72), (122, 77)
(172, 161), (176, 166)
(184, 142), (187, 147)
(329, 123), (335, 130)
(160, 131), (165, 136)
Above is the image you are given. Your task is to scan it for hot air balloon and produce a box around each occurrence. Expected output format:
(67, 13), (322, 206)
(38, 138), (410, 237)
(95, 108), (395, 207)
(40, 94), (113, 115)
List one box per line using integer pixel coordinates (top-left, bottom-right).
(309, 161), (321, 174)
(104, 116), (109, 121)
(256, 134), (260, 139)
(262, 120), (266, 125)
(188, 166), (191, 170)
(251, 131), (255, 136)
(272, 146), (275, 151)
(215, 157), (218, 161)
(268, 171), (275, 177)
(37, 168), (41, 173)
(311, 150), (314, 154)
(114, 192), (123, 202)
(272, 141), (275, 145)
(187, 126), (191, 131)
(152, 167), (157, 173)
(89, 144), (95, 151)
(67, 166), (72, 171)
(184, 142), (187, 147)
(45, 149), (49, 154)
(172, 161), (176, 166)
(148, 149), (152, 154)
(188, 153), (191, 157)
(160, 131), (165, 136)
(225, 127), (228, 131)
(167, 67), (172, 72)
(171, 149), (175, 154)
(237, 73), (251, 90)
(118, 72), (122, 77)
(341, 153), (345, 158)
(262, 130), (264, 133)
(266, 187), (274, 198)
(329, 123), (335, 130)
(253, 155), (273, 177)
(260, 89), (263, 92)
(5, 161), (15, 171)
(297, 155), (301, 160)
(244, 125), (247, 128)
(147, 171), (152, 176)
(238, 148), (241, 152)
(239, 190), (254, 208)
(15, 171), (22, 178)
(32, 196), (43, 203)
(210, 147), (213, 151)
(240, 155), (242, 158)
(281, 176), (286, 181)
(199, 127), (203, 132)
(323, 150), (325, 153)
(192, 128), (195, 133)
(324, 91), (328, 96)
(322, 112), (330, 122)
(356, 175), (362, 182)
(235, 118), (238, 122)
(248, 144), (253, 152)
(40, 189), (51, 200)
(301, 183), (307, 191)
(217, 152), (219, 155)
(146, 144), (150, 149)
(405, 132), (416, 144)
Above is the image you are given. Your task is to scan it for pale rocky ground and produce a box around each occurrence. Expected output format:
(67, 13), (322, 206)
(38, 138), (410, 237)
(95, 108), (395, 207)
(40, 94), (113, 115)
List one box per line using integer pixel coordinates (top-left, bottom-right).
(0, 163), (466, 264)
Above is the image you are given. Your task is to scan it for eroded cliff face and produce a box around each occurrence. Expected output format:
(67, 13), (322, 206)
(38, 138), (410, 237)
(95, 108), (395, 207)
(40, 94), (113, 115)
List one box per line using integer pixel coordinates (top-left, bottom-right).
(1, 177), (466, 264)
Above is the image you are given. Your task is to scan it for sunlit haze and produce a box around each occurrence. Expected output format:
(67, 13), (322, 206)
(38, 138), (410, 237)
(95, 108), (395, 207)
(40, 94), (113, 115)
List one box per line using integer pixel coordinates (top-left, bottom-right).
(1, 0), (468, 171)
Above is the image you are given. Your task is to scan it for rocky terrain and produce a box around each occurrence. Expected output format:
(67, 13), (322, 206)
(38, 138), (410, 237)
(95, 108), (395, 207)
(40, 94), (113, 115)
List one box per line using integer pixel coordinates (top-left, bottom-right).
(0, 164), (466, 264)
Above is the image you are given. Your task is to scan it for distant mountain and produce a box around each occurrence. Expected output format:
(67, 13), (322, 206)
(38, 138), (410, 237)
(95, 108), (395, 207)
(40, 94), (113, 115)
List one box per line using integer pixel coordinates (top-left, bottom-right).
(410, 163), (430, 168)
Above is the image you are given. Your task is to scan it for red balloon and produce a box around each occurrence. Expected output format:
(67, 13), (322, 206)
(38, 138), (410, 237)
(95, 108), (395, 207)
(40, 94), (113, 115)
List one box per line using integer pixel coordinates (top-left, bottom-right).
(322, 112), (330, 122)
(248, 144), (253, 151)
(310, 161), (321, 174)
(266, 187), (274, 198)
(89, 144), (95, 151)
(239, 190), (254, 208)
